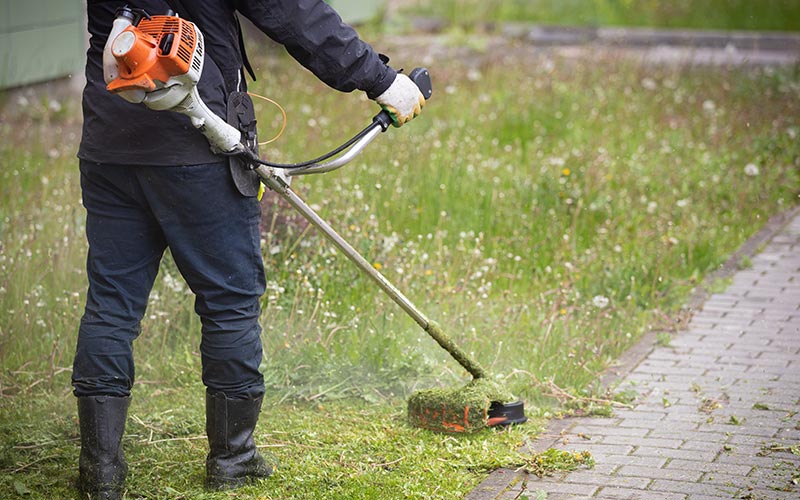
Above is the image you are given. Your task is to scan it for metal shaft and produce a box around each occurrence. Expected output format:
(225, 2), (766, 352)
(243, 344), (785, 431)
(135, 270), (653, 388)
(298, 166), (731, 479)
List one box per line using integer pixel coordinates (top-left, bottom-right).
(256, 166), (488, 379)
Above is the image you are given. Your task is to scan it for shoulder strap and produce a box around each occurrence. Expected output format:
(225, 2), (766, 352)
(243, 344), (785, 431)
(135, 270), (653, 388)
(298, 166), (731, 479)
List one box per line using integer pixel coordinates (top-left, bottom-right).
(165, 0), (256, 83)
(235, 15), (257, 82)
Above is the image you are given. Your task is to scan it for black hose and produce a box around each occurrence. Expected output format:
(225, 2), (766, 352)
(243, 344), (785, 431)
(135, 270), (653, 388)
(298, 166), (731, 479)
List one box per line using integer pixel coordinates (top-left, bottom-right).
(241, 121), (381, 170)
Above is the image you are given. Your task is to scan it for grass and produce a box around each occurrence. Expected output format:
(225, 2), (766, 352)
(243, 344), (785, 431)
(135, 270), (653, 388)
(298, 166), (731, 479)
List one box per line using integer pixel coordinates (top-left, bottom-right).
(1, 33), (799, 498)
(400, 0), (800, 32)
(0, 387), (550, 499)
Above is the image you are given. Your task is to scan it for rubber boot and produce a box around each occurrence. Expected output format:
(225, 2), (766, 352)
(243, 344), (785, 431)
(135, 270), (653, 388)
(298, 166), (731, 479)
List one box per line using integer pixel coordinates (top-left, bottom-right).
(76, 395), (131, 500)
(205, 393), (273, 490)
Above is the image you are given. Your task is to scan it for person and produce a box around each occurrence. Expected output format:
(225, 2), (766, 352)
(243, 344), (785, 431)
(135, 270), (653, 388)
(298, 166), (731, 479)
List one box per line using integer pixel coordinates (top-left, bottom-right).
(74, 1), (425, 498)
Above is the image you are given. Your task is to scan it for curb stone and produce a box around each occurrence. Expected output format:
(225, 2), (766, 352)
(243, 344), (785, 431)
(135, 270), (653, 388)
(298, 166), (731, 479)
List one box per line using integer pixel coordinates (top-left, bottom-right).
(466, 205), (800, 500)
(401, 20), (800, 66)
(404, 17), (800, 53)
(501, 24), (800, 53)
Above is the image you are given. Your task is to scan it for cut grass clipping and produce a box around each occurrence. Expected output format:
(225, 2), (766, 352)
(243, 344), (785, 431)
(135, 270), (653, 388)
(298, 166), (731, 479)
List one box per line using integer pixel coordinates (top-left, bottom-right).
(408, 378), (515, 433)
(524, 449), (595, 477)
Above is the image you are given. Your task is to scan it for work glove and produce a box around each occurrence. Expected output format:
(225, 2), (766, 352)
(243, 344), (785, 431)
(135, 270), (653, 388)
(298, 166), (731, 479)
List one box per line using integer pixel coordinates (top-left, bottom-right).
(375, 73), (426, 127)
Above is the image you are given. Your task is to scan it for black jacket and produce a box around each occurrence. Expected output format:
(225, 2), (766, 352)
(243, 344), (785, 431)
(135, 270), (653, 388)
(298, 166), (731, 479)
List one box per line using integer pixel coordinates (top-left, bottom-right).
(79, 0), (396, 166)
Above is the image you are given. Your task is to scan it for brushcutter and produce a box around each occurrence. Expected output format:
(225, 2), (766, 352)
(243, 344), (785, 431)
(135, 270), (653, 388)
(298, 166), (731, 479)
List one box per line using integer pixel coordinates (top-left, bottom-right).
(104, 7), (526, 433)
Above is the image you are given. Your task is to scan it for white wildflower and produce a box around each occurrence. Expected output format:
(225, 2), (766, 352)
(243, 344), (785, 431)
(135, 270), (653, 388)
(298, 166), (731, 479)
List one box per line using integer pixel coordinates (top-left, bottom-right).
(467, 68), (482, 81)
(162, 272), (185, 293)
(592, 295), (610, 309)
(744, 163), (760, 177)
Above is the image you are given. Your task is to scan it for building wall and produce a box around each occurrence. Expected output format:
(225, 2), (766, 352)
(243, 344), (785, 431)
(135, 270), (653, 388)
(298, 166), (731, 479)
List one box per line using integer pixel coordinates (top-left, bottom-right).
(0, 0), (85, 89)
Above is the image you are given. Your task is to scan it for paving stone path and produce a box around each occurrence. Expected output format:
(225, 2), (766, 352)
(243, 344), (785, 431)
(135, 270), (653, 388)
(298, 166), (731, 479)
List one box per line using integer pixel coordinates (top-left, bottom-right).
(469, 213), (800, 499)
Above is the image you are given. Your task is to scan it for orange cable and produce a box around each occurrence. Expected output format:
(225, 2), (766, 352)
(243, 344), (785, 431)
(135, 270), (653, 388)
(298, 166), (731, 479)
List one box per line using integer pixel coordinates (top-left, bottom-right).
(247, 91), (287, 146)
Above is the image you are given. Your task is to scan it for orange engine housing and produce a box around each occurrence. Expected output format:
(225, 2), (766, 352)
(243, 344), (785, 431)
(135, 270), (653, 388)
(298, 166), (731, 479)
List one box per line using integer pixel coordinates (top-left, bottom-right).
(106, 15), (200, 94)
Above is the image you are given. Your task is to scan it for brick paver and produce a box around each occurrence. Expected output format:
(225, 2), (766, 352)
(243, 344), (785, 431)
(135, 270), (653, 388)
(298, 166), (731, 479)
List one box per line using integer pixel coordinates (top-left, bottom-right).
(468, 212), (800, 499)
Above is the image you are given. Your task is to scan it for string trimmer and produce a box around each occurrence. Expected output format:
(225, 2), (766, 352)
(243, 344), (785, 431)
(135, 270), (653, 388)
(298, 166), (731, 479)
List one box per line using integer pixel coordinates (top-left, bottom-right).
(103, 7), (527, 432)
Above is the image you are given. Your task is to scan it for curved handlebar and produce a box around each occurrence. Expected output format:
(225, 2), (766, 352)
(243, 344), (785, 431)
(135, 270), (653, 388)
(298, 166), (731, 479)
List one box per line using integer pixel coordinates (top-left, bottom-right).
(256, 67), (432, 176)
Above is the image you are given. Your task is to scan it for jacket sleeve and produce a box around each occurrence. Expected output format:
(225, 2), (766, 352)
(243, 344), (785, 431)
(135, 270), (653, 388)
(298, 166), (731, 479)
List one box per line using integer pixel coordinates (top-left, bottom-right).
(234, 0), (396, 99)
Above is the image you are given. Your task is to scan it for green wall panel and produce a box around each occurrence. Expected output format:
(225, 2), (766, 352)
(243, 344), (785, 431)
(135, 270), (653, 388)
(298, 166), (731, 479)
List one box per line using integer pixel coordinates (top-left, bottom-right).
(0, 0), (84, 88)
(7, 0), (81, 30)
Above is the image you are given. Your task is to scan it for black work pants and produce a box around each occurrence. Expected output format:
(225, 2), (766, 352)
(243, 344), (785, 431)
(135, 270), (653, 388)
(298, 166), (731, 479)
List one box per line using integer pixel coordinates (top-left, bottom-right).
(72, 160), (266, 399)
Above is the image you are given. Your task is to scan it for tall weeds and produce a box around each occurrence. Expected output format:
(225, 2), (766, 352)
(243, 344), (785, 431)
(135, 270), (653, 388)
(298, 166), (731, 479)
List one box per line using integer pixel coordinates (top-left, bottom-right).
(1, 51), (798, 405)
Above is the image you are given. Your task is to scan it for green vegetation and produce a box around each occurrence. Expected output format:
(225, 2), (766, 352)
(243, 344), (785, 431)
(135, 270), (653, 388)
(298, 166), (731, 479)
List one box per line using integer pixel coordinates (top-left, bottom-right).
(1, 35), (799, 498)
(0, 389), (549, 499)
(402, 0), (800, 32)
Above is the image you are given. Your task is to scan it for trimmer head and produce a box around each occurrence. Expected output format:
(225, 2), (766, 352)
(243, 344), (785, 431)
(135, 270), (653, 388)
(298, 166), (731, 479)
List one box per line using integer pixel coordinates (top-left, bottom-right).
(407, 378), (527, 433)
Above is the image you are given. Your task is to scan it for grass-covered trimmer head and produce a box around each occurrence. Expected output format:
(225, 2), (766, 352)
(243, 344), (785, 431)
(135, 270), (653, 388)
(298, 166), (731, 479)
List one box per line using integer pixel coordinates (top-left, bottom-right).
(406, 321), (528, 433)
(408, 379), (527, 433)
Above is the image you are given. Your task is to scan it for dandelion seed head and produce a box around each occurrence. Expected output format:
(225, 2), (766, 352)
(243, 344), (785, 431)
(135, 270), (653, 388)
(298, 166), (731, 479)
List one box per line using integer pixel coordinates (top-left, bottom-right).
(744, 163), (760, 177)
(641, 77), (657, 90)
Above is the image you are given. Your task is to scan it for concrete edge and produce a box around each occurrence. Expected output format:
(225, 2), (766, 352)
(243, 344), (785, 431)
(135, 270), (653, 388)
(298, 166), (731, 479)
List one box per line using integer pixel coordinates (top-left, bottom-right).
(466, 204), (800, 500)
(502, 24), (800, 52)
(405, 15), (800, 52)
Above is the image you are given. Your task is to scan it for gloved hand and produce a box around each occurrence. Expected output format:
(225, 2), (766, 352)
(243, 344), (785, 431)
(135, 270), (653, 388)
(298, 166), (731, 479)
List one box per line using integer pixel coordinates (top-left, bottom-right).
(375, 73), (426, 127)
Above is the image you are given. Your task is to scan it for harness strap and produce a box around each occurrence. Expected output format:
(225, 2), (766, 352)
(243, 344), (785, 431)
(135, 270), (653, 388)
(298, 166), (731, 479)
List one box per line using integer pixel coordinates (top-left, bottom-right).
(165, 0), (257, 88)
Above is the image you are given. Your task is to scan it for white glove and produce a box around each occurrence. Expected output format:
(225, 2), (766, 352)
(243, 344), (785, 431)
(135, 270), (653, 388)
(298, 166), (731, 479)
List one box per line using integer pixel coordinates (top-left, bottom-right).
(375, 73), (426, 127)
